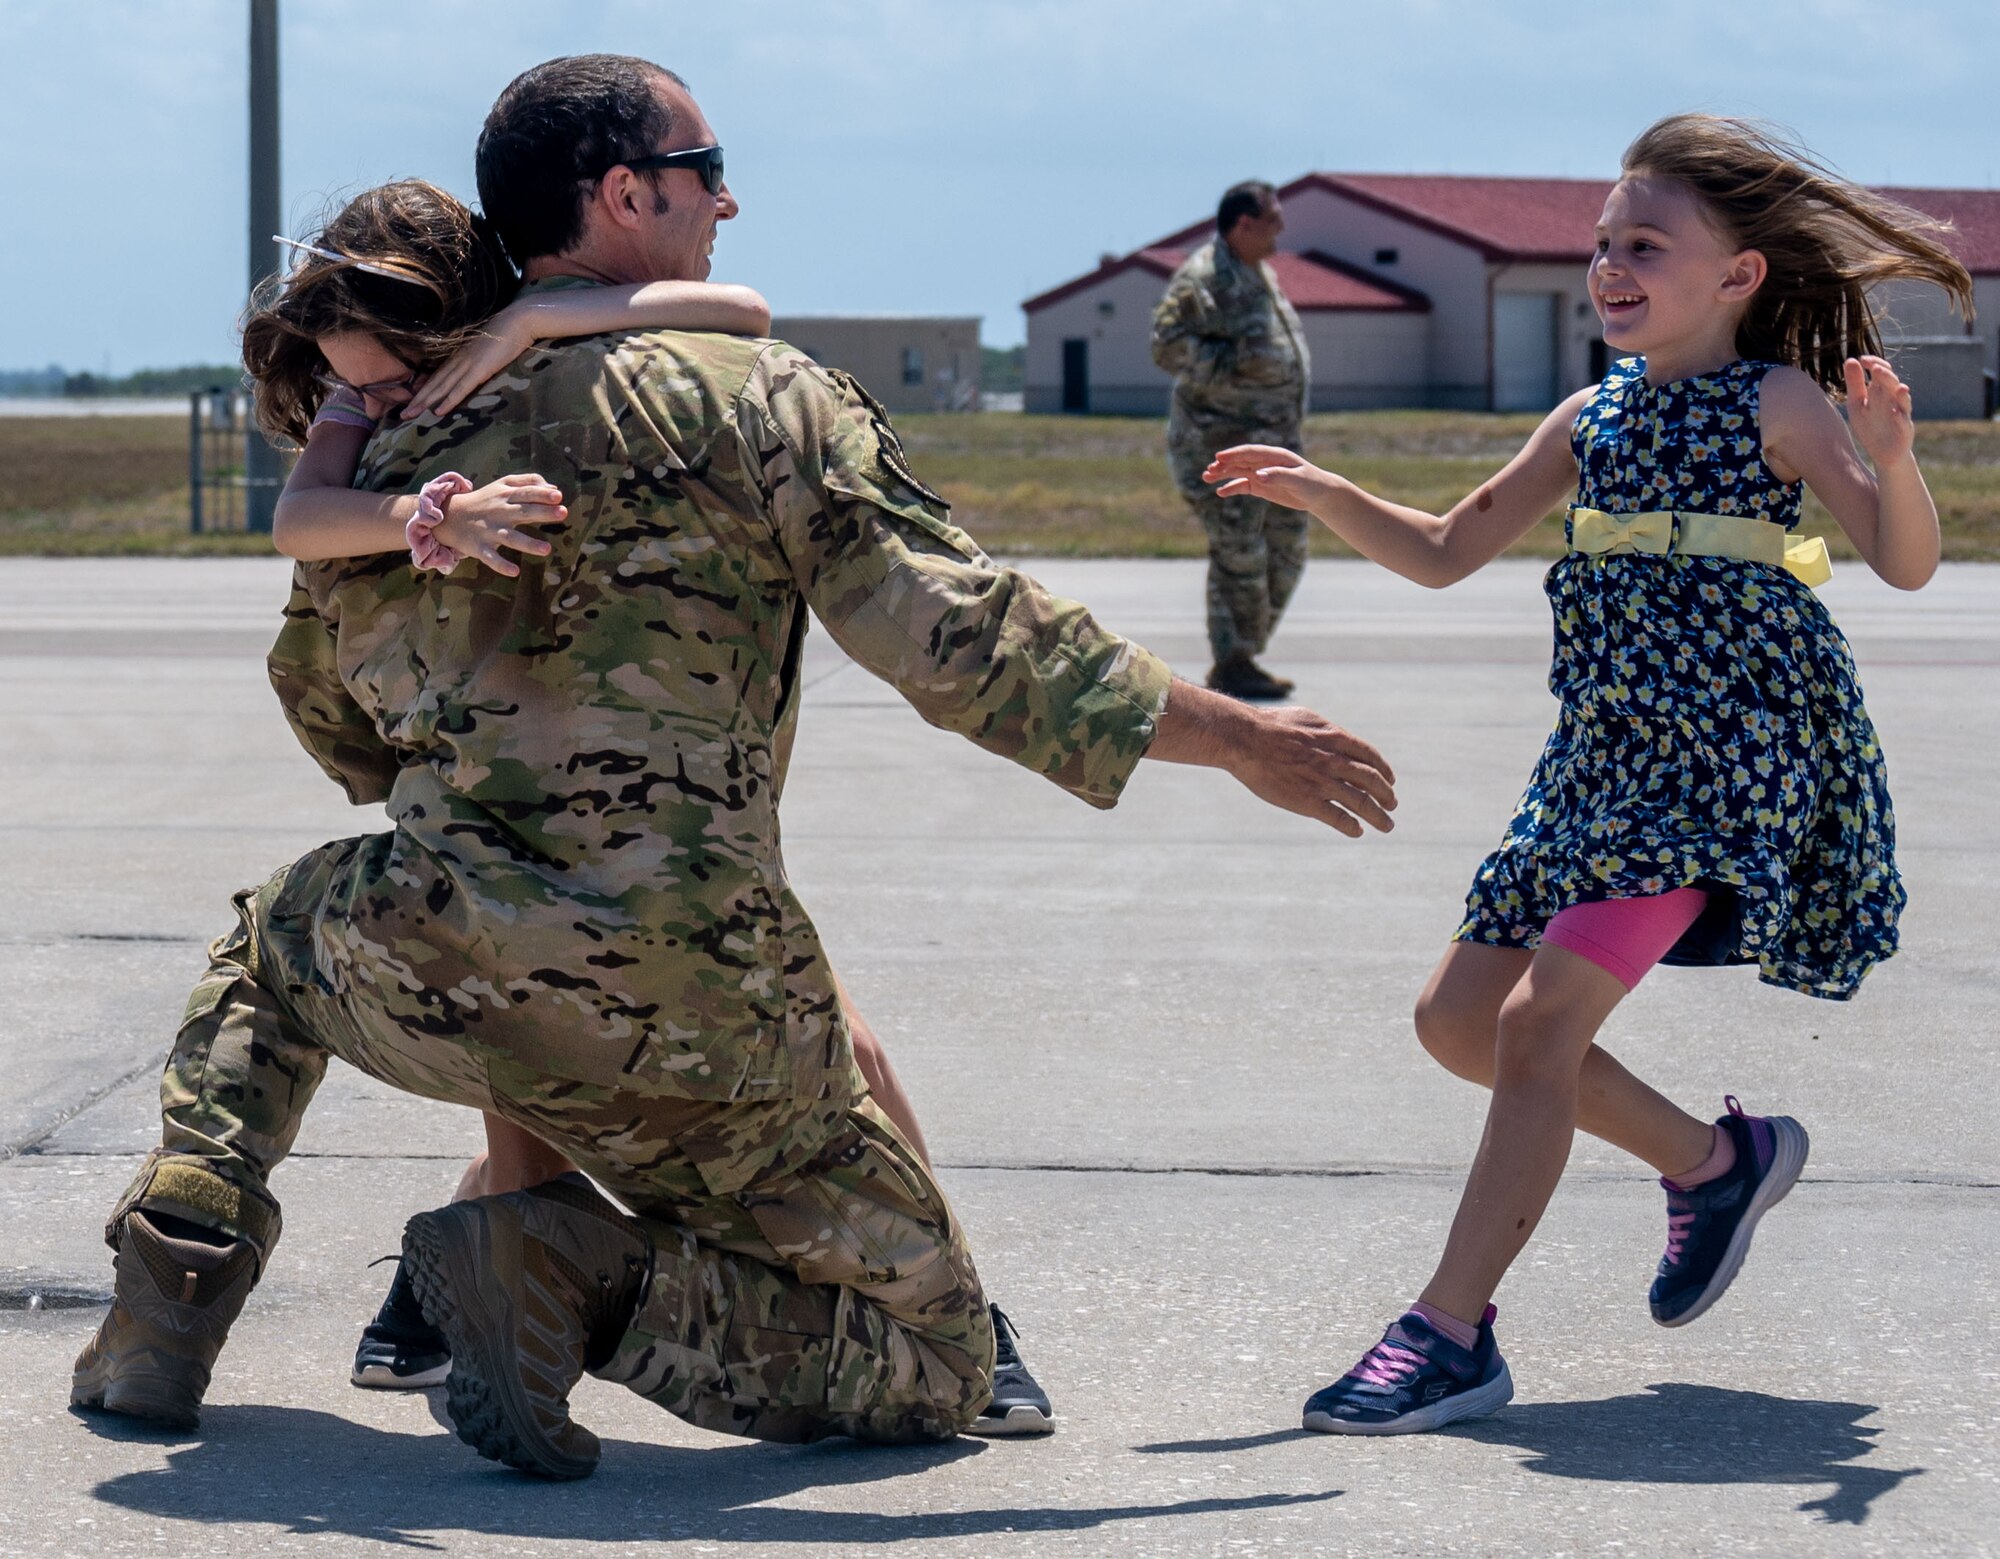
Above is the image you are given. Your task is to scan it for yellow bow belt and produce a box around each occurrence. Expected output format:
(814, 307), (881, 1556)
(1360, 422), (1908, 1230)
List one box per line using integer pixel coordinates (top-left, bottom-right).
(1568, 507), (1832, 588)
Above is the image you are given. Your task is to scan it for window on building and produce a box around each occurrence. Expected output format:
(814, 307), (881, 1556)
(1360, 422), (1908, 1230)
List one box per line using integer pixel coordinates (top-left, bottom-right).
(1373, 247), (1399, 265)
(902, 346), (924, 386)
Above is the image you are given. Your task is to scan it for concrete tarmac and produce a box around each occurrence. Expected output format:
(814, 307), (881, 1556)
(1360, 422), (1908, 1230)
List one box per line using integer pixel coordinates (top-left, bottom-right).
(2, 556), (1995, 1556)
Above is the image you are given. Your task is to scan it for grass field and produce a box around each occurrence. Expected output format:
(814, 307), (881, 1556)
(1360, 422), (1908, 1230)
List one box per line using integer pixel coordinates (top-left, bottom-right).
(5, 409), (1998, 560)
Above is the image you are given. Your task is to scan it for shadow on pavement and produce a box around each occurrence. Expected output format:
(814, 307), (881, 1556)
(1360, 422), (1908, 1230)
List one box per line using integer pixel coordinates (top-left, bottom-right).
(1136, 1429), (1307, 1455)
(1136, 1384), (1919, 1527)
(84, 1405), (1341, 1547)
(1450, 1383), (1923, 1526)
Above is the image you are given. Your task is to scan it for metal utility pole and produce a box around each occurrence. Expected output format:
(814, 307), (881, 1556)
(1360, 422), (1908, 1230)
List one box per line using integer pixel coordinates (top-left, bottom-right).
(244, 0), (283, 532)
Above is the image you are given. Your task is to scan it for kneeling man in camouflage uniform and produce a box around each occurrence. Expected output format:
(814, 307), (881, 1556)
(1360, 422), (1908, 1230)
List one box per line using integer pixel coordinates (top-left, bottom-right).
(72, 56), (1396, 1476)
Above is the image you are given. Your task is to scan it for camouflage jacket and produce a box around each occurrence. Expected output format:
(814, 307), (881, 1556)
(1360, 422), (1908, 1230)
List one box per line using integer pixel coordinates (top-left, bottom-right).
(267, 279), (1171, 1107)
(1149, 238), (1309, 444)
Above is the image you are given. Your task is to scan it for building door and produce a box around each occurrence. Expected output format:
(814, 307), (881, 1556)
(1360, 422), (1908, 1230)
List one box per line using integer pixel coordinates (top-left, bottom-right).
(1061, 338), (1090, 413)
(1493, 292), (1560, 411)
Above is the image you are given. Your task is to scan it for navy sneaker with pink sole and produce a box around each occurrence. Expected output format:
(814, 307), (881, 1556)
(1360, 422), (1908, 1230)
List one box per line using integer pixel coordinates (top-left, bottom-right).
(1651, 1096), (1810, 1328)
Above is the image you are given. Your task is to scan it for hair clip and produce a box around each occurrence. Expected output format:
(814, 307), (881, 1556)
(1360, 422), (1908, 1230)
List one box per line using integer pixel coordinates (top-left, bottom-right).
(273, 234), (409, 281)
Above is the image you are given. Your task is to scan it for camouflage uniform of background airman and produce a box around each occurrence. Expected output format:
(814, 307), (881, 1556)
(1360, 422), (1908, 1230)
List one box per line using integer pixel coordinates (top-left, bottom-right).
(1149, 238), (1311, 670)
(104, 278), (1172, 1443)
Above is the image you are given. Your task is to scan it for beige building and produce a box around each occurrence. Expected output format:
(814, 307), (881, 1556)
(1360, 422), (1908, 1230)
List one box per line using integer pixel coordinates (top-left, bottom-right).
(772, 315), (981, 414)
(1025, 173), (2000, 417)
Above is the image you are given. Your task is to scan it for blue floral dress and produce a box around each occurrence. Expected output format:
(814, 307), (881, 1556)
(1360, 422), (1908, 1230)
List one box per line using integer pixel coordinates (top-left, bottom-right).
(1454, 357), (1901, 999)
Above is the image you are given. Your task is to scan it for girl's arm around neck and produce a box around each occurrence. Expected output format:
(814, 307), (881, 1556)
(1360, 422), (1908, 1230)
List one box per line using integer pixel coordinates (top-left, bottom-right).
(402, 282), (772, 421)
(271, 421), (416, 561)
(1761, 360), (1939, 591)
(516, 280), (771, 342)
(1203, 387), (1588, 588)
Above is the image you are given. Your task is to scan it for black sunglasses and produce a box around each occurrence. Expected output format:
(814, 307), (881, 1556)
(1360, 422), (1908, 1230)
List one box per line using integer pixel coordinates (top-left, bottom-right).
(597, 144), (725, 195)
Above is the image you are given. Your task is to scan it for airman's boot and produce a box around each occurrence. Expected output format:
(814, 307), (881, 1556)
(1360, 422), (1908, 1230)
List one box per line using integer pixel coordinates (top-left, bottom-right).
(401, 1174), (650, 1480)
(70, 1210), (260, 1430)
(1206, 652), (1294, 701)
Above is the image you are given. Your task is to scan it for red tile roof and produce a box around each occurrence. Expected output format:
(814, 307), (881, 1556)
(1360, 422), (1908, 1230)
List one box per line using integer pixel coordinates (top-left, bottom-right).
(1296, 174), (1612, 263)
(1274, 249), (1433, 310)
(1023, 245), (1429, 314)
(1025, 173), (2000, 310)
(1880, 187), (2000, 275)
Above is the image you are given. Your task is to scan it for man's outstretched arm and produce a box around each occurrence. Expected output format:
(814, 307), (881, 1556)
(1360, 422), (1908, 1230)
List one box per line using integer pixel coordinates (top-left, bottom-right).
(1144, 678), (1396, 837)
(744, 347), (1394, 834)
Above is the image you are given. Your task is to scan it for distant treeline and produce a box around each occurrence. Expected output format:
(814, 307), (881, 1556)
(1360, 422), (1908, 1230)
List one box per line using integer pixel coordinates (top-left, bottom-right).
(0, 364), (242, 398)
(981, 344), (1025, 393)
(5, 351), (1023, 398)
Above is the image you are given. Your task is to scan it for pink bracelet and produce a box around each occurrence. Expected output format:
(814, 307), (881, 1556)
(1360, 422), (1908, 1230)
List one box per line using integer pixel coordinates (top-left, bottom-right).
(407, 471), (473, 571)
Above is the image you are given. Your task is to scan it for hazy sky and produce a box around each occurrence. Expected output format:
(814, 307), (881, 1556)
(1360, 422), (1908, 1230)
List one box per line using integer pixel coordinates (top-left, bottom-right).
(4, 0), (1996, 370)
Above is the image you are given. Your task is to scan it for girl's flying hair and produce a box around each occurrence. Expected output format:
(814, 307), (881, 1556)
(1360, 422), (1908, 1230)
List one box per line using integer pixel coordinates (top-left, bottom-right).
(1621, 114), (1975, 393)
(241, 179), (519, 444)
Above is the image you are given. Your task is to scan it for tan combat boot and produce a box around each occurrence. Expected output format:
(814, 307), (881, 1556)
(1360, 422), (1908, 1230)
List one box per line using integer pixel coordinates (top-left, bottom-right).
(401, 1174), (650, 1480)
(70, 1210), (260, 1429)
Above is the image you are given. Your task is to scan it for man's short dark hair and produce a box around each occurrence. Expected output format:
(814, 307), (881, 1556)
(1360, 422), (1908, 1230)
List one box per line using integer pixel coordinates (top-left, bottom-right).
(476, 54), (685, 263)
(1217, 181), (1277, 238)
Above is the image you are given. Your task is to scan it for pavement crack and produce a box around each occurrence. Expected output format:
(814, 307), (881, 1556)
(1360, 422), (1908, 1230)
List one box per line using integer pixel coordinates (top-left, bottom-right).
(936, 1162), (2000, 1191)
(7, 1150), (1995, 1191)
(70, 932), (205, 944)
(2, 1052), (170, 1161)
(0, 932), (206, 948)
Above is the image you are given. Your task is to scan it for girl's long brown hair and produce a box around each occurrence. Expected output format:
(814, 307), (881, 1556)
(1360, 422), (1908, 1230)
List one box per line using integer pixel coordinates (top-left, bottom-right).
(1621, 115), (1975, 393)
(241, 179), (518, 444)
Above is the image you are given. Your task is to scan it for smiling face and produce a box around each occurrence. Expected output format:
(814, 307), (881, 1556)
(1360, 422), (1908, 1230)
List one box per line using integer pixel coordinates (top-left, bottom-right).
(1588, 175), (1765, 370)
(632, 75), (738, 282)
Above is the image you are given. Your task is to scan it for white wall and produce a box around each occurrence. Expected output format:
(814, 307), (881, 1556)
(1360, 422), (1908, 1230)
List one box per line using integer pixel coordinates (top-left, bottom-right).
(1875, 275), (1999, 384)
(1025, 262), (1432, 414)
(1279, 185), (1490, 405)
(1024, 266), (1179, 412)
(1300, 311), (1431, 410)
(1978, 277), (2000, 379)
(1494, 262), (1598, 400)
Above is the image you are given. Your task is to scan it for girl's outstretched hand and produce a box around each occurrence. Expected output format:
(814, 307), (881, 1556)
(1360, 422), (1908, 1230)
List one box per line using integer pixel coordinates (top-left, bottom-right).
(402, 303), (541, 421)
(1203, 445), (1335, 512)
(1844, 355), (1916, 468)
(437, 472), (568, 577)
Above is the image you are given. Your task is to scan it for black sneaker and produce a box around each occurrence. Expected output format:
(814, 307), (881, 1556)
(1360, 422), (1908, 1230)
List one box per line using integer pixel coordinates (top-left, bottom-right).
(351, 1257), (451, 1390)
(966, 1304), (1054, 1436)
(1302, 1305), (1513, 1435)
(1651, 1097), (1809, 1328)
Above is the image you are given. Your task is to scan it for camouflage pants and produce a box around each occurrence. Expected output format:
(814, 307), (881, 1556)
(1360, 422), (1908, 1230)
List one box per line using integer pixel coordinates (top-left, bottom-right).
(110, 855), (994, 1445)
(1171, 451), (1310, 664)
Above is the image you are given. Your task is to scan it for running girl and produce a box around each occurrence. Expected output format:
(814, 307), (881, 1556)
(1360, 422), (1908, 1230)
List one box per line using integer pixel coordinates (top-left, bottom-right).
(1205, 114), (1972, 1434)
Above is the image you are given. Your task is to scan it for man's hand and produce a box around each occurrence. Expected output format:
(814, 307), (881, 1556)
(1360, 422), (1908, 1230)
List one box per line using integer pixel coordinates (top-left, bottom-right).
(1224, 704), (1398, 835)
(1146, 678), (1396, 837)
